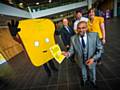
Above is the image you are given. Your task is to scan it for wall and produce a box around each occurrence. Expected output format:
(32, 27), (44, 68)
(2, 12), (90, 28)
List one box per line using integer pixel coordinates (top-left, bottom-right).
(100, 0), (113, 11)
(0, 27), (23, 61)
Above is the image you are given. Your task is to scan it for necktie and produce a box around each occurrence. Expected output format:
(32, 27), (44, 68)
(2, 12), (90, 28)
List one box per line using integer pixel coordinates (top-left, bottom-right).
(81, 36), (85, 48)
(81, 36), (87, 62)
(66, 26), (71, 33)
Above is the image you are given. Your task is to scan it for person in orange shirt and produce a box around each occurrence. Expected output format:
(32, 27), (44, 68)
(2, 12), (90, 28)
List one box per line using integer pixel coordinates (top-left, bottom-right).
(88, 8), (106, 64)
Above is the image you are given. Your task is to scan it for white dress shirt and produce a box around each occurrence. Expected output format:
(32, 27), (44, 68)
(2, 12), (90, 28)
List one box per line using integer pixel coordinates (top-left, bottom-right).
(79, 33), (87, 47)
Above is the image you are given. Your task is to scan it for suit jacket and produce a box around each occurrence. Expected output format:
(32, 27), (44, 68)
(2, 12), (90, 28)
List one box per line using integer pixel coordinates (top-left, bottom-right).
(68, 32), (103, 66)
(60, 25), (75, 46)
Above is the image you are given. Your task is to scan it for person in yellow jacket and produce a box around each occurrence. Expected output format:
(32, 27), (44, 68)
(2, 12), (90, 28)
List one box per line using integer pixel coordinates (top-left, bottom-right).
(87, 8), (106, 64)
(88, 8), (106, 44)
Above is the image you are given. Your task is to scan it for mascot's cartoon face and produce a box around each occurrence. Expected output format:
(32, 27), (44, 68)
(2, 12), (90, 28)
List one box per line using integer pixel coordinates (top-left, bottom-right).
(18, 19), (55, 66)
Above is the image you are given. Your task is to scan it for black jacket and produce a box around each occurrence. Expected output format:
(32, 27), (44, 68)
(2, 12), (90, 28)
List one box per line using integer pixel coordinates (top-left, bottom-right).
(59, 25), (75, 46)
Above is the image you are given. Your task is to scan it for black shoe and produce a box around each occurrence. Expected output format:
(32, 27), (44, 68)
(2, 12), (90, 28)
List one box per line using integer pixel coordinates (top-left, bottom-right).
(97, 61), (102, 65)
(97, 57), (102, 65)
(89, 81), (98, 88)
(80, 80), (84, 87)
(84, 80), (90, 87)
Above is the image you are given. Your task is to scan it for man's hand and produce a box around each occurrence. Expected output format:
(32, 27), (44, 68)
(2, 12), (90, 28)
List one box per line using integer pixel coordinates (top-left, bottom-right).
(102, 39), (106, 44)
(86, 58), (94, 66)
(66, 45), (70, 48)
(62, 51), (69, 57)
(8, 20), (20, 37)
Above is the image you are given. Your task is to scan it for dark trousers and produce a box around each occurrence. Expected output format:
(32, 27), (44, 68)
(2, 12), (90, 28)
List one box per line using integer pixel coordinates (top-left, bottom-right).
(43, 60), (58, 76)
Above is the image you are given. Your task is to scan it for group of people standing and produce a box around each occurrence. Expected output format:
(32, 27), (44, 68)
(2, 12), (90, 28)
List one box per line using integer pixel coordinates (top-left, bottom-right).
(8, 7), (106, 89)
(57, 7), (106, 88)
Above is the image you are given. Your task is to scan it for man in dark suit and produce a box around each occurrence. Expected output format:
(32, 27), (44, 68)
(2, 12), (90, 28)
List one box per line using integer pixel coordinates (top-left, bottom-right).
(62, 21), (103, 88)
(60, 18), (75, 50)
(59, 18), (75, 62)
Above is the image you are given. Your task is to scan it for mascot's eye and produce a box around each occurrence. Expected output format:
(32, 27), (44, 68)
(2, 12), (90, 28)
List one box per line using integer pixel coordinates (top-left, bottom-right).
(45, 38), (49, 43)
(34, 41), (39, 47)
